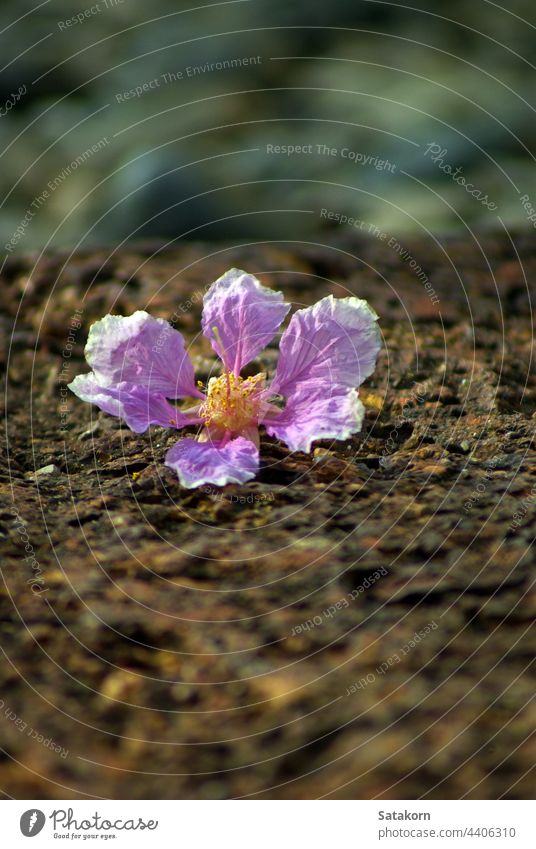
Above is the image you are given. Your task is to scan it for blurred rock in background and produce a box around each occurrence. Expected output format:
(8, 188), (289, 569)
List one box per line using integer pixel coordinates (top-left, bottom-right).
(1, 0), (535, 250)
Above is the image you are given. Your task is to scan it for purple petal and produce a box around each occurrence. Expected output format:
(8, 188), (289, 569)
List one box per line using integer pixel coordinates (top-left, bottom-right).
(165, 435), (259, 488)
(263, 385), (364, 453)
(84, 311), (201, 398)
(270, 296), (381, 397)
(201, 269), (290, 374)
(68, 374), (200, 434)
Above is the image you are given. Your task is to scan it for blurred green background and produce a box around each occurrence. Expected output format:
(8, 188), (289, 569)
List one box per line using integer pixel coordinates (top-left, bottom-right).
(1, 0), (535, 250)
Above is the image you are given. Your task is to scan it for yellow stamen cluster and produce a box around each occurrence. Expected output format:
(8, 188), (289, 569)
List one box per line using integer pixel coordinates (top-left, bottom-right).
(200, 371), (266, 433)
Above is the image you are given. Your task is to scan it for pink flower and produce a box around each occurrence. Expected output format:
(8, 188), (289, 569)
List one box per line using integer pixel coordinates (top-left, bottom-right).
(69, 269), (381, 488)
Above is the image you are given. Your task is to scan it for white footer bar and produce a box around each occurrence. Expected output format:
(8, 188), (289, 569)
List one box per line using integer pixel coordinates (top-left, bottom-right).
(2, 800), (533, 848)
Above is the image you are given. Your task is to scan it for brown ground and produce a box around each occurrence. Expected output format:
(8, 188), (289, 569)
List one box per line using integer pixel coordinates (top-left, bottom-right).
(0, 232), (535, 799)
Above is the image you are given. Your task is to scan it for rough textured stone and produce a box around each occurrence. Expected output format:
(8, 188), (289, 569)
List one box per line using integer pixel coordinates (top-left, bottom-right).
(1, 232), (535, 799)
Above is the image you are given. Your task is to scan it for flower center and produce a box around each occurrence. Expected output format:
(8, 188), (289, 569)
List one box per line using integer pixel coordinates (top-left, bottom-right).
(200, 371), (266, 433)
